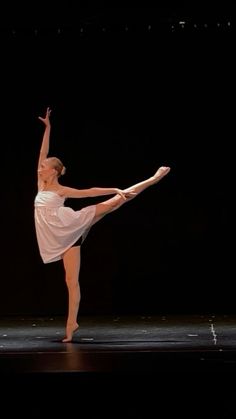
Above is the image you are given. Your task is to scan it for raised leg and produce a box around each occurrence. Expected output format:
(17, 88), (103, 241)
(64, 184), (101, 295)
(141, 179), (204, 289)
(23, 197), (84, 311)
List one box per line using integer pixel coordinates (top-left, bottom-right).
(91, 166), (171, 225)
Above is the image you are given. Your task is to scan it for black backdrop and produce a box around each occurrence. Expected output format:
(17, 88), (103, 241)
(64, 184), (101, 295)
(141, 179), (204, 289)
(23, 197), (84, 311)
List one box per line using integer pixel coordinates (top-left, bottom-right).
(0, 6), (234, 316)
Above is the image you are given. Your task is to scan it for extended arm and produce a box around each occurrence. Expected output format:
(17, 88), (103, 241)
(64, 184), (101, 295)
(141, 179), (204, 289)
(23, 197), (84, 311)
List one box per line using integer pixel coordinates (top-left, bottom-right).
(60, 186), (134, 200)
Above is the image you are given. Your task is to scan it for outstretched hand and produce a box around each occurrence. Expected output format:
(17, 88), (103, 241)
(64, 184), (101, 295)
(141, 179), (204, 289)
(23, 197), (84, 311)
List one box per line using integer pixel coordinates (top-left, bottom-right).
(118, 188), (137, 201)
(38, 107), (51, 127)
(115, 188), (136, 200)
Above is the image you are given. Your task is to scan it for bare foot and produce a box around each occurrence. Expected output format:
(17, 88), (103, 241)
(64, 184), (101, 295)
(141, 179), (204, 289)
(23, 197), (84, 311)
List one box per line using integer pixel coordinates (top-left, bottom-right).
(152, 166), (171, 183)
(62, 323), (79, 343)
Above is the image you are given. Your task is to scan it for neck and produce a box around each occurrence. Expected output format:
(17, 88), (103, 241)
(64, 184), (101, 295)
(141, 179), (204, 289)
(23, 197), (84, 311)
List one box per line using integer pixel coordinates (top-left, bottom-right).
(44, 178), (59, 189)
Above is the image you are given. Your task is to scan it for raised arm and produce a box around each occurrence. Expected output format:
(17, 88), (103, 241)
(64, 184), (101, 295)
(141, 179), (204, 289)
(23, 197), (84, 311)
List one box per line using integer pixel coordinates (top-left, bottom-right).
(37, 107), (51, 189)
(37, 107), (51, 170)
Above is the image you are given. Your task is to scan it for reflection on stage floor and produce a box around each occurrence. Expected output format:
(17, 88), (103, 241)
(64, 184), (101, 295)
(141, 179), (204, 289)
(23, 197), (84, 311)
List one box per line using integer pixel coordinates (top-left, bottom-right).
(1, 314), (236, 418)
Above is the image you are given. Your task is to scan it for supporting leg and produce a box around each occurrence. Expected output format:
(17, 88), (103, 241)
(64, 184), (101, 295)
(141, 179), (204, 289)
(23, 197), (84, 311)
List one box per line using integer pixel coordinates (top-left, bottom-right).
(62, 246), (81, 342)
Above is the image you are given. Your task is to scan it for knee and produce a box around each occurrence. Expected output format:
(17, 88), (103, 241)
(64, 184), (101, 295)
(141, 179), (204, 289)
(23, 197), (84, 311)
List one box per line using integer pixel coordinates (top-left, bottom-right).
(65, 275), (78, 288)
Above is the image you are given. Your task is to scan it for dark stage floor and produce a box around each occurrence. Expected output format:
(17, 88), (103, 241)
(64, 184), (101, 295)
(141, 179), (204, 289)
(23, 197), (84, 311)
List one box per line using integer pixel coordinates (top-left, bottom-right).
(1, 314), (236, 418)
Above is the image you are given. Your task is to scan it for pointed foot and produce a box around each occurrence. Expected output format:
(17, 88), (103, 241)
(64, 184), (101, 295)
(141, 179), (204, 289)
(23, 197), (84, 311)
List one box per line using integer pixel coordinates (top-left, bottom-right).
(62, 323), (79, 343)
(153, 166), (171, 182)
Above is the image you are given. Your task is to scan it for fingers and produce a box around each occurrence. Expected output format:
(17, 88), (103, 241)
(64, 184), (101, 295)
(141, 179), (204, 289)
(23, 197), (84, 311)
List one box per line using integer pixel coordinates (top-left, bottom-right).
(38, 108), (52, 122)
(119, 192), (126, 200)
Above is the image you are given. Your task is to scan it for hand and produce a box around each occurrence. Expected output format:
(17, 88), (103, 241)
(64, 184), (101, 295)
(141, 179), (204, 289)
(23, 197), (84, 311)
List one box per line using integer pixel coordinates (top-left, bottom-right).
(118, 188), (137, 201)
(38, 107), (51, 127)
(116, 188), (136, 200)
(115, 188), (127, 200)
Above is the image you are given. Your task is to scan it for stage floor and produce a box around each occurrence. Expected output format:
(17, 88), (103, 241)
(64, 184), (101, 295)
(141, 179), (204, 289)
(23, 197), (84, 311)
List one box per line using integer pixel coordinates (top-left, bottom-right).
(1, 314), (236, 418)
(1, 314), (236, 372)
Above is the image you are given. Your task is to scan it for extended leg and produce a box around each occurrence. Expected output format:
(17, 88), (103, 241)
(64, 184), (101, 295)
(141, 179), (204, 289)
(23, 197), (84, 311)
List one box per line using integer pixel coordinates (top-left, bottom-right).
(91, 166), (170, 225)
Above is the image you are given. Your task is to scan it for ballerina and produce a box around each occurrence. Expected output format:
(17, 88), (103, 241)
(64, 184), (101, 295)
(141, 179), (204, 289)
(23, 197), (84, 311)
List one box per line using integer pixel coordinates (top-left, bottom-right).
(34, 107), (171, 342)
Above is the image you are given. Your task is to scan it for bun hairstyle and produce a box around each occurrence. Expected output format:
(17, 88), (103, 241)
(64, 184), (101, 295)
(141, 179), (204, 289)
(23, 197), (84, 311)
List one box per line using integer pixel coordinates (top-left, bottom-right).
(47, 157), (66, 177)
(61, 166), (66, 176)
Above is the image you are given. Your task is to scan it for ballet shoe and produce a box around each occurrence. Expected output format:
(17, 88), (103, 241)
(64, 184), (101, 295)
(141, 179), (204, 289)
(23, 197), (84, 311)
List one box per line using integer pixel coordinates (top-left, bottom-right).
(62, 323), (79, 343)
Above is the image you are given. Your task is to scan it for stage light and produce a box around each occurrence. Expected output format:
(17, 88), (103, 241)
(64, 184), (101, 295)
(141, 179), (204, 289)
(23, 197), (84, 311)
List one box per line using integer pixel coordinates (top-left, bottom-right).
(179, 21), (186, 29)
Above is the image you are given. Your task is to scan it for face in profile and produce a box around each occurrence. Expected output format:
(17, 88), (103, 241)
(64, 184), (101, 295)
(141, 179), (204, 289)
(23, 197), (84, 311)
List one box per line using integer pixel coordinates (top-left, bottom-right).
(38, 159), (56, 181)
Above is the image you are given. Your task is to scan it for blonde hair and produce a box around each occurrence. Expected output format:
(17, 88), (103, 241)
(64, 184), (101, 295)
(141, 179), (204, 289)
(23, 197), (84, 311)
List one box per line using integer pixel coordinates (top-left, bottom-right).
(46, 157), (66, 177)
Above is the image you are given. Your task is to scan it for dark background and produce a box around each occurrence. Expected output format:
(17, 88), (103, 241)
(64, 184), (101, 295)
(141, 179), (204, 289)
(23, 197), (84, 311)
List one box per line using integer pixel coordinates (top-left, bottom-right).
(0, 5), (234, 317)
